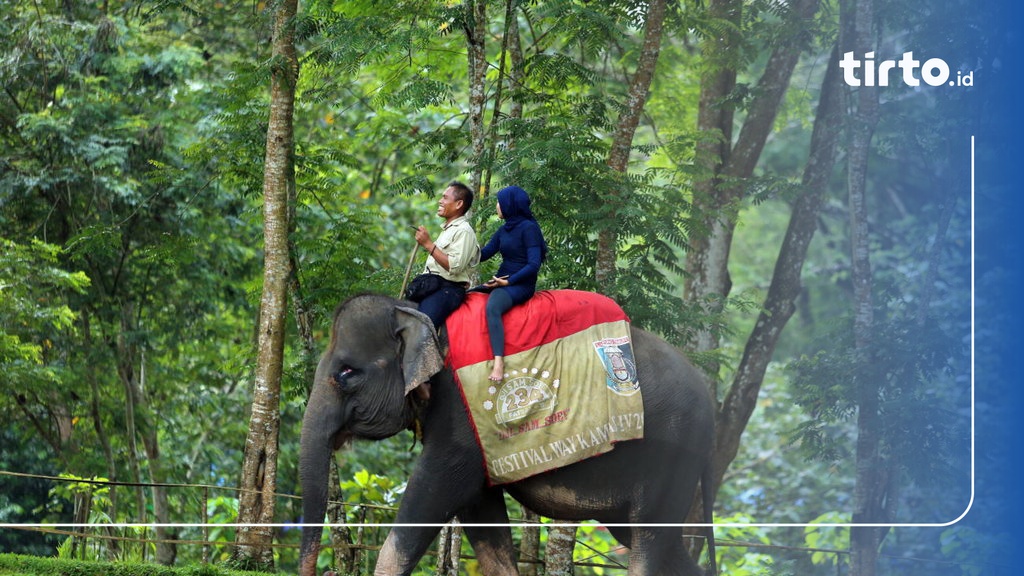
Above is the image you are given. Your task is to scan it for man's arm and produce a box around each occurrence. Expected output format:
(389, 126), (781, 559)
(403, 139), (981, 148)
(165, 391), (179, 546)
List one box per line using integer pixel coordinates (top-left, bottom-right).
(415, 225), (453, 272)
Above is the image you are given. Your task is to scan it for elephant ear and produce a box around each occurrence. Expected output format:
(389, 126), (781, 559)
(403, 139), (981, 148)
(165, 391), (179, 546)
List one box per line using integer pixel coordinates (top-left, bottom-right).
(394, 306), (444, 395)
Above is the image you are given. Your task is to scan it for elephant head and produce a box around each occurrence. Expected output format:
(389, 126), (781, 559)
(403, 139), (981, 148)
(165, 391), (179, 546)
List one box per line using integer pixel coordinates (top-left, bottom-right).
(298, 294), (443, 575)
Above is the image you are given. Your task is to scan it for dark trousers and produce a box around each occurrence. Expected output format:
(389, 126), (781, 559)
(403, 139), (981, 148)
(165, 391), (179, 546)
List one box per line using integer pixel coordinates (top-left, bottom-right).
(417, 284), (467, 329)
(485, 288), (515, 357)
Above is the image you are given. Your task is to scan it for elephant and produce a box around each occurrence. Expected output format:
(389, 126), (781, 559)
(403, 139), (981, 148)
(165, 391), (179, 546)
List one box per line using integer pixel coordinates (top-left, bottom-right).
(298, 292), (717, 576)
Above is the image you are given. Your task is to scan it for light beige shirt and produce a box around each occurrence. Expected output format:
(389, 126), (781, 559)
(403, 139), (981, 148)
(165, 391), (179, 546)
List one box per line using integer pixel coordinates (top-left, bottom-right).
(424, 215), (480, 285)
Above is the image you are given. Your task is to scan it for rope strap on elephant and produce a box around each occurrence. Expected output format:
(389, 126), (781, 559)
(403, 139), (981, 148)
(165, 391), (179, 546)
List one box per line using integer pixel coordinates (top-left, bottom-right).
(445, 290), (645, 485)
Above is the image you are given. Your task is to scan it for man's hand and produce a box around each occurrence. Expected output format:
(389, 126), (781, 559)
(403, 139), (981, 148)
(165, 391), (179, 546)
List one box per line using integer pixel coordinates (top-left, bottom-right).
(413, 225), (432, 249)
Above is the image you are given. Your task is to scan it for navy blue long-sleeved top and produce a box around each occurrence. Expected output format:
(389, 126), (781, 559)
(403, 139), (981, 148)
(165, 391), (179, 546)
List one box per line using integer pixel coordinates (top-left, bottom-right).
(481, 186), (547, 304)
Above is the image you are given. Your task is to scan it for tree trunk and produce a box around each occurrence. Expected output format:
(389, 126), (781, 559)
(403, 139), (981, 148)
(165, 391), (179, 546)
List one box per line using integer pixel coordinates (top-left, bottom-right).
(507, 5), (525, 123)
(435, 523), (464, 575)
(544, 522), (577, 576)
(709, 40), (844, 504)
(137, 349), (177, 565)
(326, 462), (358, 574)
(114, 305), (177, 564)
(83, 310), (121, 559)
(596, 0), (669, 291)
(680, 0), (829, 538)
(517, 509), (540, 576)
(842, 0), (886, 573)
(685, 0), (820, 360)
(234, 0), (298, 568)
(464, 0), (488, 195)
(114, 310), (147, 532)
(684, 0), (742, 348)
(482, 0), (519, 195)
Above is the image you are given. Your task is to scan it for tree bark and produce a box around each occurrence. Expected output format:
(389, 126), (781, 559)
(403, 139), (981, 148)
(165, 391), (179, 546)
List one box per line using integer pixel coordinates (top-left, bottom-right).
(507, 5), (525, 123)
(844, 0), (885, 572)
(709, 42), (845, 501)
(544, 522), (577, 576)
(114, 305), (176, 563)
(685, 0), (820, 358)
(595, 0), (669, 291)
(464, 0), (488, 196)
(234, 0), (298, 568)
(684, 0), (742, 346)
(137, 349), (176, 565)
(517, 509), (541, 576)
(435, 523), (464, 575)
(114, 309), (147, 531)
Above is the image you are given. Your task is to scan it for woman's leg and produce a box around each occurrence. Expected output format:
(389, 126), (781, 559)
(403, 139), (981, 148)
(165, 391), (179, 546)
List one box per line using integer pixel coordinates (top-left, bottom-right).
(485, 288), (515, 381)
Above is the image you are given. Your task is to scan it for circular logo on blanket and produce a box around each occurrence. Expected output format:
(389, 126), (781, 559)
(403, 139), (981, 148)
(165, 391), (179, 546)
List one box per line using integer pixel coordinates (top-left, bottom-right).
(492, 373), (557, 425)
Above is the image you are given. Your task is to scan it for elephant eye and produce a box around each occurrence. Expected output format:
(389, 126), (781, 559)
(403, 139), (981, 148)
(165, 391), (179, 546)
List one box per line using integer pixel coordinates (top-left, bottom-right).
(334, 366), (358, 387)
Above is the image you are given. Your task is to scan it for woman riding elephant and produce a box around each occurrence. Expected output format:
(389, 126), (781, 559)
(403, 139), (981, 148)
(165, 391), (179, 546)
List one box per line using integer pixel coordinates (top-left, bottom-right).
(477, 185), (548, 381)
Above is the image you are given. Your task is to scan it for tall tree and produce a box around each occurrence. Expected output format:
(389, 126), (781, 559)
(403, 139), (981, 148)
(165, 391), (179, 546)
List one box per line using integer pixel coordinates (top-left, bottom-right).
(465, 0), (489, 195)
(711, 39), (845, 502)
(595, 0), (670, 290)
(685, 0), (821, 357)
(683, 0), (742, 350)
(843, 0), (885, 573)
(677, 0), (833, 526)
(234, 0), (299, 568)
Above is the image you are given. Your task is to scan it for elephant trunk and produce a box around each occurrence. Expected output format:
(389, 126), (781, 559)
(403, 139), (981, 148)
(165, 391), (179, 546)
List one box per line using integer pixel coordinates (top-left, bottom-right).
(298, 381), (347, 576)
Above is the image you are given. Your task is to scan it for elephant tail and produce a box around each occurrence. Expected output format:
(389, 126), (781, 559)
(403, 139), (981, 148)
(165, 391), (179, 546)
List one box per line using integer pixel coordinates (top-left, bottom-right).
(701, 463), (717, 576)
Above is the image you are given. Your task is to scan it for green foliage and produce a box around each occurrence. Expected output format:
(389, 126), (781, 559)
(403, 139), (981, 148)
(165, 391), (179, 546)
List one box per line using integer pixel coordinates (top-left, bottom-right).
(803, 512), (850, 569)
(339, 469), (402, 522)
(1, 1), (261, 561)
(203, 496), (241, 563)
(0, 1), (986, 574)
(48, 474), (112, 515)
(714, 514), (779, 576)
(0, 554), (275, 576)
(937, 526), (1006, 576)
(0, 238), (89, 390)
(788, 307), (968, 510)
(570, 524), (626, 575)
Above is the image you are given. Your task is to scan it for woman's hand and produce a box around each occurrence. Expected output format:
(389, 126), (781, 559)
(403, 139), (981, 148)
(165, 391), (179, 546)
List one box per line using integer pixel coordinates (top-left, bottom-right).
(484, 275), (509, 288)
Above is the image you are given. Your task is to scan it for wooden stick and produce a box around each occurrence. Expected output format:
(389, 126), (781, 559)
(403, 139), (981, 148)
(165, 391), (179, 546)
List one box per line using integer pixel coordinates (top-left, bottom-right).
(399, 232), (421, 299)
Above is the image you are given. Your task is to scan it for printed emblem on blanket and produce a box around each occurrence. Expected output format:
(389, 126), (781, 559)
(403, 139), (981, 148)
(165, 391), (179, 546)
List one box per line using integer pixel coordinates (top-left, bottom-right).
(594, 336), (639, 396)
(487, 369), (558, 425)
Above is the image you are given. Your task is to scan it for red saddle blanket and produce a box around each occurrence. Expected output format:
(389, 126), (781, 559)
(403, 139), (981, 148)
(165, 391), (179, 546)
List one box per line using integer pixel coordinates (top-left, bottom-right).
(445, 290), (645, 485)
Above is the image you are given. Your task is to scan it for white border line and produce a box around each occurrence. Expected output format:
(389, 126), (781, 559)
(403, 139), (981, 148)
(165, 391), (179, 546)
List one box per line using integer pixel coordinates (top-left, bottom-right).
(1, 138), (977, 531)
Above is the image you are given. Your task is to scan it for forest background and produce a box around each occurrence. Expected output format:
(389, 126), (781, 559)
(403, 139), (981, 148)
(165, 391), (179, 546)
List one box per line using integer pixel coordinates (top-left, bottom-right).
(0, 0), (1012, 575)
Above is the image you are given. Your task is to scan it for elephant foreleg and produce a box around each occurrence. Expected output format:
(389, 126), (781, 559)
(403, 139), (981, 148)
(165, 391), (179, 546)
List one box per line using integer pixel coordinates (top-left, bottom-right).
(458, 488), (519, 576)
(374, 456), (487, 575)
(375, 526), (443, 576)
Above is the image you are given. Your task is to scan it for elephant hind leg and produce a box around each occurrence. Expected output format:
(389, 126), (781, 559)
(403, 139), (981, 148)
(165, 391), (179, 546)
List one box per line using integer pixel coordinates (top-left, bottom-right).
(608, 525), (632, 549)
(625, 527), (704, 576)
